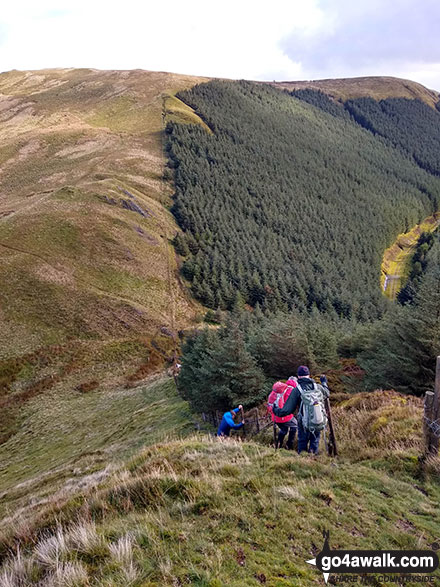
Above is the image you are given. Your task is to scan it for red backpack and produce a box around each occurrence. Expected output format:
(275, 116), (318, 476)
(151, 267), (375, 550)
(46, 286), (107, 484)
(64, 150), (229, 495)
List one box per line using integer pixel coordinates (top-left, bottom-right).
(267, 382), (295, 424)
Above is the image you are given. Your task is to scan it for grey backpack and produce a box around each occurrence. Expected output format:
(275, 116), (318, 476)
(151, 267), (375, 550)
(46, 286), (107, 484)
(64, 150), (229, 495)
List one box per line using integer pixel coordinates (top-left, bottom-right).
(297, 382), (327, 432)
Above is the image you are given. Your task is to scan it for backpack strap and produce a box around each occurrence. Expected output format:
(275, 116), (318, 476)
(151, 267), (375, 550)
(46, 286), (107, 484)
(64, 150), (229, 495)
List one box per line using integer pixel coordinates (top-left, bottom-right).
(296, 381), (306, 421)
(274, 385), (293, 409)
(312, 382), (323, 399)
(283, 385), (293, 399)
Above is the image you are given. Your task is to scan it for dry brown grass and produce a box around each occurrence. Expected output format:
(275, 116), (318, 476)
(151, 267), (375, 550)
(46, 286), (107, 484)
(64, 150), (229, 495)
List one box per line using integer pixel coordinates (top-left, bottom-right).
(0, 429), (438, 585)
(271, 76), (440, 107)
(332, 390), (423, 460)
(0, 68), (206, 418)
(76, 380), (99, 393)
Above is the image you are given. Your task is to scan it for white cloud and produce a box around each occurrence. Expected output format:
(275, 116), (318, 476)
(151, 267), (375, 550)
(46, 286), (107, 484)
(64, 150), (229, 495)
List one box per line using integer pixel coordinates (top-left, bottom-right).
(281, 0), (440, 89)
(0, 0), (439, 90)
(0, 0), (316, 79)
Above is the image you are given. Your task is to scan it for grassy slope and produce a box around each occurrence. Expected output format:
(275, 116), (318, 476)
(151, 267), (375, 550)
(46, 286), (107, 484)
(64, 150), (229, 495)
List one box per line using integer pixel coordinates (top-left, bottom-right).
(381, 212), (440, 300)
(0, 68), (211, 442)
(2, 71), (440, 585)
(0, 68), (209, 356)
(271, 76), (440, 108)
(1, 71), (437, 409)
(0, 375), (194, 530)
(0, 390), (439, 586)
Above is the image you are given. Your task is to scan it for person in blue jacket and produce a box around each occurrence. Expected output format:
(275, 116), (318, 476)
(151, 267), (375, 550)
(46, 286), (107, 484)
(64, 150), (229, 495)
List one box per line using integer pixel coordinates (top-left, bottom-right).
(217, 405), (245, 437)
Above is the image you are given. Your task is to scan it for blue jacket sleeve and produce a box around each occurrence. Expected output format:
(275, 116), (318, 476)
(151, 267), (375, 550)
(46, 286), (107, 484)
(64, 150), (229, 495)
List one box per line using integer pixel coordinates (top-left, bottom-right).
(232, 421), (244, 429)
(224, 411), (244, 429)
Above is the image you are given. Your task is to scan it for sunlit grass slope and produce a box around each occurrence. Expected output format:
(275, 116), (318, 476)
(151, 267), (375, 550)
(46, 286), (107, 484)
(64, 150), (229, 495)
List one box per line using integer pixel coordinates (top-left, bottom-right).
(381, 212), (440, 299)
(0, 68), (209, 442)
(0, 375), (194, 532)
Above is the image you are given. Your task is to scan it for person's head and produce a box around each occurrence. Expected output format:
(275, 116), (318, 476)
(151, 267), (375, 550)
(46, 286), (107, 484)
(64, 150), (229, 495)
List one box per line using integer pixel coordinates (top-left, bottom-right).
(297, 365), (310, 378)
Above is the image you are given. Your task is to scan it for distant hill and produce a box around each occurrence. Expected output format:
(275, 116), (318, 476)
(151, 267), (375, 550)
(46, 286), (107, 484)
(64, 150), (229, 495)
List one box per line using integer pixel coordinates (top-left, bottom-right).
(2, 69), (440, 443)
(271, 75), (440, 108)
(1, 69), (440, 586)
(0, 68), (208, 442)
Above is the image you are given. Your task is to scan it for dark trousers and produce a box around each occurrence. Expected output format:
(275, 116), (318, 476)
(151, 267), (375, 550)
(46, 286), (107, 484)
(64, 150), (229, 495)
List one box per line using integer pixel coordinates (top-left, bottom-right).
(277, 421), (297, 449)
(297, 420), (321, 454)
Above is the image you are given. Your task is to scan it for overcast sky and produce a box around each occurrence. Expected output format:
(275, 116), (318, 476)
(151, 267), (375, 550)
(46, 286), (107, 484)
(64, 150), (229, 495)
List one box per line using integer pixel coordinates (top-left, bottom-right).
(1, 0), (439, 90)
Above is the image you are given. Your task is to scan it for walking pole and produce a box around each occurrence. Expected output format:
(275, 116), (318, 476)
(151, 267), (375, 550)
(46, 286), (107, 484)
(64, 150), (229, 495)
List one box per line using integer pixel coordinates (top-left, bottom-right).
(324, 397), (338, 457)
(273, 422), (278, 449)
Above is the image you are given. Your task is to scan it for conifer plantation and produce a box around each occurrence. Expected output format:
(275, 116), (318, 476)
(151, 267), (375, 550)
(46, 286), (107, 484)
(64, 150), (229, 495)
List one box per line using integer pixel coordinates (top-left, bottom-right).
(167, 81), (440, 320)
(166, 81), (440, 405)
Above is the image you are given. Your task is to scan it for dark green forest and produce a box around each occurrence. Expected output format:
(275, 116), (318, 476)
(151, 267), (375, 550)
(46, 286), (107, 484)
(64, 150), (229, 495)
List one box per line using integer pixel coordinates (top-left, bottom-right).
(344, 97), (440, 176)
(166, 81), (440, 406)
(167, 81), (440, 320)
(357, 235), (440, 395)
(178, 236), (440, 410)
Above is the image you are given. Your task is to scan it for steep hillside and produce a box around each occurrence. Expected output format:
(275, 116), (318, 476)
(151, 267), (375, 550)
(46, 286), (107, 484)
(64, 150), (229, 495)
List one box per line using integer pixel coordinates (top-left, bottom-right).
(1, 70), (440, 586)
(272, 76), (440, 108)
(167, 80), (440, 319)
(0, 375), (194, 536)
(0, 68), (210, 441)
(2, 71), (438, 406)
(0, 390), (438, 586)
(381, 213), (440, 300)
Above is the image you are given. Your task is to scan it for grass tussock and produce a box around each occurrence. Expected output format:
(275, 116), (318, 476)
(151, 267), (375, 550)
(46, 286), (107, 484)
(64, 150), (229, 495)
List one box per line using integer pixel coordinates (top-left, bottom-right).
(0, 375), (194, 553)
(0, 520), (141, 586)
(0, 417), (438, 586)
(0, 372), (437, 585)
(333, 390), (423, 461)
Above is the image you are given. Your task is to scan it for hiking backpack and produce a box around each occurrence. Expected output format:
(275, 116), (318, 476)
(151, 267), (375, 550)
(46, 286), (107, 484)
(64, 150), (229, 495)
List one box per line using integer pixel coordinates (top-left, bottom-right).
(274, 385), (292, 411)
(297, 382), (327, 432)
(267, 384), (294, 424)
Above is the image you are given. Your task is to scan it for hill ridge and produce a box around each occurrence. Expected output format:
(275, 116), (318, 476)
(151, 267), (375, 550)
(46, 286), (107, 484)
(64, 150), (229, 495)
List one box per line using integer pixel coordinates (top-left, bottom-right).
(271, 75), (440, 108)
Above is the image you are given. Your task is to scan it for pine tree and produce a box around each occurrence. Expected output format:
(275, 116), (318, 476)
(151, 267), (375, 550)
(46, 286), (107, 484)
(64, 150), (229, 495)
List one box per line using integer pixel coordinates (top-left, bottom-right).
(305, 316), (339, 371)
(211, 325), (266, 408)
(178, 325), (266, 412)
(359, 247), (440, 394)
(173, 233), (190, 256)
(248, 313), (315, 379)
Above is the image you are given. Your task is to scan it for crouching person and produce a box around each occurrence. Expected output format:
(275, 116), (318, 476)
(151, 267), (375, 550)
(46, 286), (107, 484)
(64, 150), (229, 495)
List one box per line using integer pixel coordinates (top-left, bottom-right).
(273, 366), (329, 454)
(217, 405), (245, 437)
(267, 381), (297, 449)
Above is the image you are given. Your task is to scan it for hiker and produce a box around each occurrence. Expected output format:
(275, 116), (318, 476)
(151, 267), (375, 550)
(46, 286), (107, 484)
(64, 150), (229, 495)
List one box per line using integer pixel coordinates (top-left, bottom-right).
(267, 381), (297, 449)
(217, 405), (245, 437)
(273, 366), (329, 454)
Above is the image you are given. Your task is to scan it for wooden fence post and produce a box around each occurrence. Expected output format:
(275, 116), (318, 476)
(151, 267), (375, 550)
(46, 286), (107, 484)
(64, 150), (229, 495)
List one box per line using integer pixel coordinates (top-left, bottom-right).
(423, 355), (440, 458)
(423, 391), (435, 455)
(432, 356), (440, 454)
